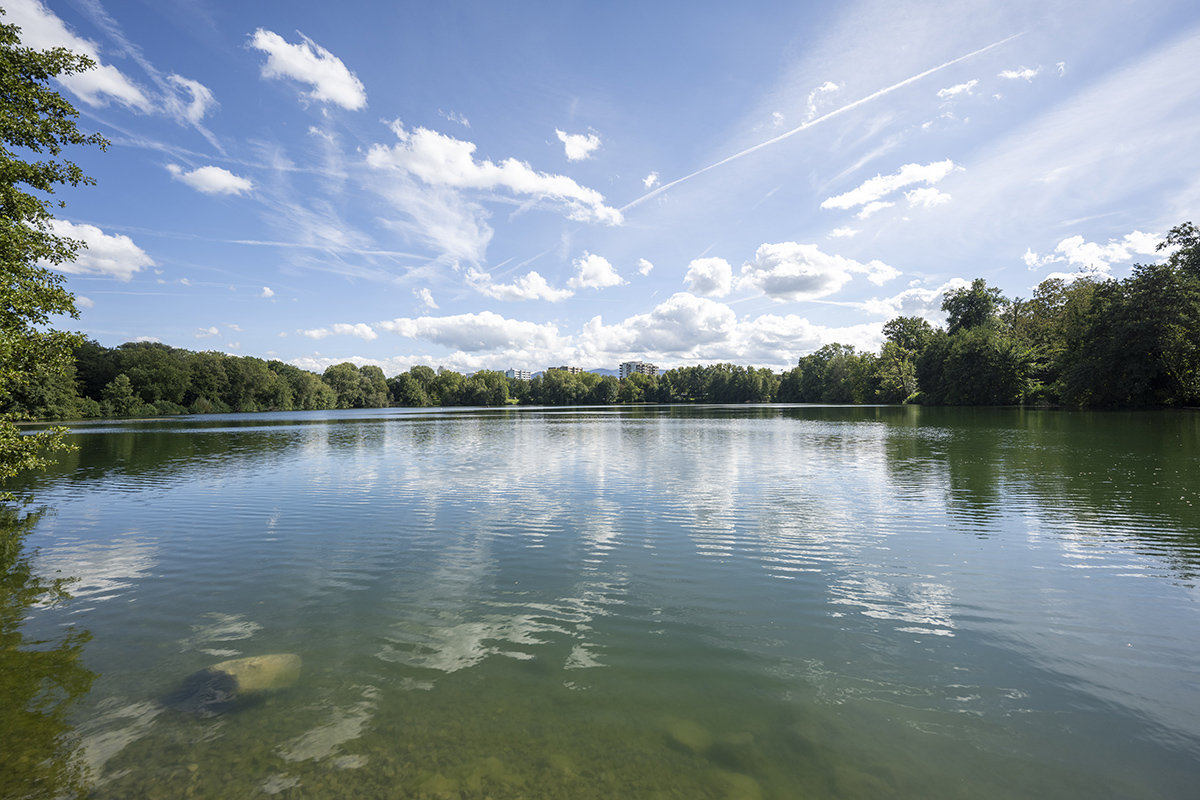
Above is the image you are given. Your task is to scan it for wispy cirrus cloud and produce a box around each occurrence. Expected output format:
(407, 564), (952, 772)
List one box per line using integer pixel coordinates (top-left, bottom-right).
(622, 32), (1022, 213)
(820, 160), (958, 215)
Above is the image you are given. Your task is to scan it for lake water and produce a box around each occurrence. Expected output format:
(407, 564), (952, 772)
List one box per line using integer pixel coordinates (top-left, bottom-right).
(5, 405), (1200, 799)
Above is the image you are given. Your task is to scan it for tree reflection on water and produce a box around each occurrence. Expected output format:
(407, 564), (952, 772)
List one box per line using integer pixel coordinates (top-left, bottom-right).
(0, 504), (96, 800)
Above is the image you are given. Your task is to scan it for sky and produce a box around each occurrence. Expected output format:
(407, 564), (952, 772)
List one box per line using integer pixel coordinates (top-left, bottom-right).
(8, 0), (1200, 375)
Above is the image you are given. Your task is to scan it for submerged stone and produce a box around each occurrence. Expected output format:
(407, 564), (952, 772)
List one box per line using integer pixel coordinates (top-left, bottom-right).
(663, 717), (712, 755)
(165, 654), (301, 717)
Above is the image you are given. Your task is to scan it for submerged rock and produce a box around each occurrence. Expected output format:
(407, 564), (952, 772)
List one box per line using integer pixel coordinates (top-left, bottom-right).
(165, 654), (301, 717)
(663, 717), (712, 755)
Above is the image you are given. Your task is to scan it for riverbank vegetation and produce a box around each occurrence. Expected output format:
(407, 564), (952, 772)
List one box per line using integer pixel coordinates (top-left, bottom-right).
(4, 225), (1197, 423)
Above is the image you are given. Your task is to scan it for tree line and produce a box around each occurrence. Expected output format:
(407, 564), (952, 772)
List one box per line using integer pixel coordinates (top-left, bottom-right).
(778, 222), (1198, 408)
(4, 222), (1196, 421)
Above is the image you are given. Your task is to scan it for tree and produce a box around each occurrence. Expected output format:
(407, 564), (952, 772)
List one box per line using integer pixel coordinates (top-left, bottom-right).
(0, 16), (107, 497)
(322, 362), (365, 409)
(428, 368), (464, 406)
(942, 278), (1006, 334)
(878, 316), (935, 402)
(589, 374), (619, 405)
(388, 372), (430, 407)
(460, 370), (509, 406)
(777, 365), (804, 403)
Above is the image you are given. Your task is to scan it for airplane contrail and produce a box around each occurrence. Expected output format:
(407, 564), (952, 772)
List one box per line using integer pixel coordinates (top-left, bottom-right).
(620, 32), (1025, 213)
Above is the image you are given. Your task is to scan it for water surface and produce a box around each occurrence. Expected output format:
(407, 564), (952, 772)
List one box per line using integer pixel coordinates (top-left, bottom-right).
(6, 405), (1200, 799)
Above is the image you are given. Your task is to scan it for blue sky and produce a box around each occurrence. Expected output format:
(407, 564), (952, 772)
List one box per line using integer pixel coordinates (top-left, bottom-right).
(11, 0), (1200, 374)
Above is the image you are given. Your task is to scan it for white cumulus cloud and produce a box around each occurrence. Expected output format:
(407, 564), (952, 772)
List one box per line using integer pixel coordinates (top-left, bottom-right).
(858, 278), (971, 321)
(999, 65), (1041, 81)
(637, 258), (654, 275)
(568, 252), (624, 290)
(821, 160), (958, 212)
(261, 287), (275, 298)
(937, 79), (978, 98)
(166, 164), (253, 195)
(584, 293), (737, 354)
(367, 122), (622, 226)
(378, 311), (563, 352)
(856, 200), (895, 219)
(414, 287), (439, 309)
(806, 81), (839, 120)
(904, 187), (952, 208)
(829, 227), (858, 238)
(643, 172), (660, 189)
(7, 0), (152, 112)
(684, 257), (732, 297)
(738, 242), (899, 302)
(43, 220), (155, 281)
(249, 28), (367, 111)
(556, 129), (602, 161)
(1023, 230), (1160, 274)
(300, 323), (377, 341)
(465, 267), (573, 302)
(194, 326), (219, 338)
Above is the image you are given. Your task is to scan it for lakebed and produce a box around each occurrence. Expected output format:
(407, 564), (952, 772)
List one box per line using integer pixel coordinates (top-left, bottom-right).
(7, 404), (1199, 799)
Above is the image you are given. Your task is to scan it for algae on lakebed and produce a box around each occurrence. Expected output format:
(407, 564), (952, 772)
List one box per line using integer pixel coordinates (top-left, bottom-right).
(83, 657), (1121, 800)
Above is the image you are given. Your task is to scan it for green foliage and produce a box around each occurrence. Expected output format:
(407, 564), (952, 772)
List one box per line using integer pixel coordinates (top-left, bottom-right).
(0, 14), (108, 497)
(786, 345), (878, 403)
(388, 371), (430, 407)
(942, 278), (1007, 334)
(1055, 252), (1200, 406)
(113, 342), (189, 404)
(269, 360), (336, 410)
(428, 368), (464, 406)
(100, 373), (144, 416)
(0, 505), (97, 799)
(590, 375), (619, 405)
(921, 326), (1032, 405)
(460, 370), (509, 406)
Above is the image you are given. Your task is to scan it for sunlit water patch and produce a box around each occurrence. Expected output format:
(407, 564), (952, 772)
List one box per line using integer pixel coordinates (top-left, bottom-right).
(5, 405), (1199, 799)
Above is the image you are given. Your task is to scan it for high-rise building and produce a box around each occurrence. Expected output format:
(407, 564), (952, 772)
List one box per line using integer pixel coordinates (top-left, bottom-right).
(619, 360), (658, 379)
(504, 368), (531, 380)
(549, 365), (584, 374)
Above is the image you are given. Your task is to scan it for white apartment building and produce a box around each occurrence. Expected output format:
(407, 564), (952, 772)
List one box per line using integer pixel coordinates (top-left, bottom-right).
(619, 360), (658, 379)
